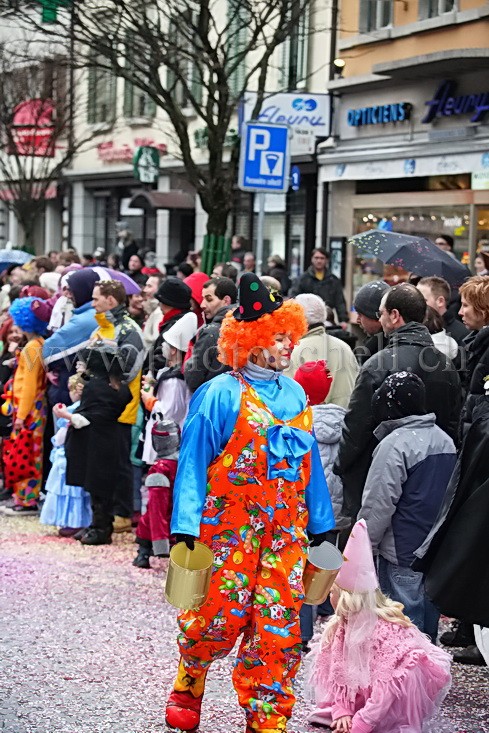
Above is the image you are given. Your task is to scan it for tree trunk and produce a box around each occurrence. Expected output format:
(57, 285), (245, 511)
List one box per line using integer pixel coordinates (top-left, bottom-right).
(205, 204), (231, 238)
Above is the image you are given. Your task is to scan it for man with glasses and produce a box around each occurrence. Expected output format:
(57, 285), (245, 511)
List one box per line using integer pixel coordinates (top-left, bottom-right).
(334, 283), (461, 522)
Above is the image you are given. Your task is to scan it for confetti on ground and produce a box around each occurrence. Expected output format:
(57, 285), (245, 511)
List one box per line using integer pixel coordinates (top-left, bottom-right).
(0, 515), (487, 732)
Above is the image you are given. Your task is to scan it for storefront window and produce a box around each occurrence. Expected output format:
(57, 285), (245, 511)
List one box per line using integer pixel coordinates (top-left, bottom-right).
(352, 205), (470, 296)
(253, 193), (286, 263)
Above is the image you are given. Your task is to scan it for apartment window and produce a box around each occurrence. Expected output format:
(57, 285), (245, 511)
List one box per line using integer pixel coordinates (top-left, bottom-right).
(87, 59), (116, 124)
(281, 6), (310, 91)
(123, 37), (156, 119)
(167, 10), (203, 108)
(227, 0), (249, 98)
(420, 0), (455, 19)
(360, 0), (393, 32)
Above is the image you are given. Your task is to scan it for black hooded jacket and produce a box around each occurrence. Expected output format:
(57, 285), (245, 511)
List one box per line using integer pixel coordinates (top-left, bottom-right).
(335, 321), (462, 519)
(184, 304), (233, 393)
(414, 396), (489, 626)
(460, 325), (489, 435)
(290, 266), (348, 321)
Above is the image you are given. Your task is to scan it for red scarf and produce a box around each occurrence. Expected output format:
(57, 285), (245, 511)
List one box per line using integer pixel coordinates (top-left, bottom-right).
(159, 308), (183, 331)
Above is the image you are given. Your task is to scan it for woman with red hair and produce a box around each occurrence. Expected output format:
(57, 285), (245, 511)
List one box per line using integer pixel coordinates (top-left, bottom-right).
(166, 272), (335, 733)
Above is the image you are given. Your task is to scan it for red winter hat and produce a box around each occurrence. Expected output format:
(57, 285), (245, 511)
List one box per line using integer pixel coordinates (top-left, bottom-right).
(294, 360), (333, 406)
(184, 272), (209, 306)
(20, 285), (50, 300)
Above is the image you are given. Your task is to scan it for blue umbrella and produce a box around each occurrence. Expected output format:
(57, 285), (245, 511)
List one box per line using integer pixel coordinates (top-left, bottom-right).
(0, 249), (33, 272)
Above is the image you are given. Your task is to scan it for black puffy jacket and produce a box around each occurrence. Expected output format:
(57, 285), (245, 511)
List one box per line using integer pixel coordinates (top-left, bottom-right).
(335, 321), (462, 519)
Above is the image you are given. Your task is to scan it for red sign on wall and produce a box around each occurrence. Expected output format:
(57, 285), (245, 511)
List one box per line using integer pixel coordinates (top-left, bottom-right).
(9, 99), (55, 157)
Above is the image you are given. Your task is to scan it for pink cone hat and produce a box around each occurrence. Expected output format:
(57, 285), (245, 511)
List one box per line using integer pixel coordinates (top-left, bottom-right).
(335, 519), (379, 592)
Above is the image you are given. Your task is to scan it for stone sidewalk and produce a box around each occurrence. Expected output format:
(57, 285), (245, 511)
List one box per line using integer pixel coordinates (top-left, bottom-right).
(0, 515), (487, 733)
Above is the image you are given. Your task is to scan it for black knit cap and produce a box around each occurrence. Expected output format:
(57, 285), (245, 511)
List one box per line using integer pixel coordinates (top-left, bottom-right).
(155, 277), (192, 309)
(233, 272), (283, 321)
(353, 280), (389, 320)
(372, 371), (427, 424)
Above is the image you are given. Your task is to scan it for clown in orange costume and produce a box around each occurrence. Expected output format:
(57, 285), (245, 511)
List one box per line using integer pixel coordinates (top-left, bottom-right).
(166, 273), (335, 733)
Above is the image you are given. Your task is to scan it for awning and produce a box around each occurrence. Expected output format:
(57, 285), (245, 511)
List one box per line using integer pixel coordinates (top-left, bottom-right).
(319, 150), (489, 182)
(128, 190), (195, 210)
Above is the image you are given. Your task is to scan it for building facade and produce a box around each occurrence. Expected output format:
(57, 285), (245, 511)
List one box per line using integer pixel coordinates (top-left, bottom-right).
(319, 0), (489, 308)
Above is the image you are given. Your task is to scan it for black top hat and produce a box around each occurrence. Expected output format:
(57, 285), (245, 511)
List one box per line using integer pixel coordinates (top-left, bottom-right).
(155, 277), (192, 309)
(234, 272), (283, 322)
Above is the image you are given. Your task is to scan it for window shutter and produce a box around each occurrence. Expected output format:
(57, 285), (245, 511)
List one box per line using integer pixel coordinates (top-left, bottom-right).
(108, 71), (117, 122)
(228, 0), (247, 98)
(280, 39), (291, 90)
(123, 79), (134, 118)
(418, 0), (430, 19)
(145, 94), (157, 117)
(87, 65), (96, 124)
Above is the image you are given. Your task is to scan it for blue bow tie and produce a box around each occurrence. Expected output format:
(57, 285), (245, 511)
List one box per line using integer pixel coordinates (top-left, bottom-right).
(265, 424), (314, 481)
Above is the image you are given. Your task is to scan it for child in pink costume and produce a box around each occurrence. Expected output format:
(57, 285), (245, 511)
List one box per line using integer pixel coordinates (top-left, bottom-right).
(307, 520), (451, 733)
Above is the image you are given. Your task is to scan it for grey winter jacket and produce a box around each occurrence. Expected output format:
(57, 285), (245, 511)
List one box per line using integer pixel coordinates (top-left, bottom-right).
(335, 321), (462, 520)
(312, 403), (349, 530)
(358, 413), (457, 567)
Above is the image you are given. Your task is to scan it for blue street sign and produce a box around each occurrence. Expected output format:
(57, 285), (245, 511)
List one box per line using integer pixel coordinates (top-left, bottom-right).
(238, 121), (290, 193)
(291, 165), (301, 191)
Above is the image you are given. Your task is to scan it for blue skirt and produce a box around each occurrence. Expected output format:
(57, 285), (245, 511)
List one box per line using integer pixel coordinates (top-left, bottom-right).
(40, 446), (92, 529)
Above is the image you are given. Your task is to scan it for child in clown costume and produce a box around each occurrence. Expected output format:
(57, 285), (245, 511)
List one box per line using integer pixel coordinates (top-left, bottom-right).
(307, 520), (451, 733)
(166, 272), (335, 733)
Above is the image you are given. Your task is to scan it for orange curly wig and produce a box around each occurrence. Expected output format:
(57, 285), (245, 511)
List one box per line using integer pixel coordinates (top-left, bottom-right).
(217, 300), (307, 369)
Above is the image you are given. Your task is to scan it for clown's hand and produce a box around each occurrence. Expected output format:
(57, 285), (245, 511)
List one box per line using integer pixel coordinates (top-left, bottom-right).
(175, 534), (196, 551)
(308, 531), (335, 548)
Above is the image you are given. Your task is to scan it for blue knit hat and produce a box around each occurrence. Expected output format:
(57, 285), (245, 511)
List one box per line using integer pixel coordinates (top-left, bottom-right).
(9, 296), (48, 335)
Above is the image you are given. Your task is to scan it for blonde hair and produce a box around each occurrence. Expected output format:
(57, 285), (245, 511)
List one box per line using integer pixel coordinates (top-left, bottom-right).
(68, 374), (85, 392)
(322, 583), (414, 644)
(459, 275), (489, 323)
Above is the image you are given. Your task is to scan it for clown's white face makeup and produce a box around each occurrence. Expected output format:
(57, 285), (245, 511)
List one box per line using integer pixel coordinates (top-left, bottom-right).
(251, 333), (293, 371)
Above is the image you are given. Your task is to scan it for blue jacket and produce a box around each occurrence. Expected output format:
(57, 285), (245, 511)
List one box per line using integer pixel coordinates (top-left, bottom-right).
(171, 364), (335, 538)
(42, 302), (98, 405)
(359, 413), (456, 567)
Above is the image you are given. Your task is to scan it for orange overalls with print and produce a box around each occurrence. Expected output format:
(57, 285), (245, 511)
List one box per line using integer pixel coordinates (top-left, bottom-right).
(177, 374), (313, 731)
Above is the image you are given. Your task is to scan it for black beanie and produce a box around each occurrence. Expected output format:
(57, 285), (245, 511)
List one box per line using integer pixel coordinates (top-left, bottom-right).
(233, 272), (283, 321)
(353, 280), (389, 320)
(155, 277), (191, 309)
(372, 371), (427, 424)
(68, 269), (102, 308)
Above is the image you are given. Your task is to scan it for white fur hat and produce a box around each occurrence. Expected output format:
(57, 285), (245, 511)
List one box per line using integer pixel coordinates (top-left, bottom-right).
(39, 271), (61, 294)
(164, 311), (198, 353)
(294, 293), (326, 326)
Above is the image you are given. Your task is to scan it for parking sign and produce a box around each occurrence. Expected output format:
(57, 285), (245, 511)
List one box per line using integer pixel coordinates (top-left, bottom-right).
(238, 122), (290, 193)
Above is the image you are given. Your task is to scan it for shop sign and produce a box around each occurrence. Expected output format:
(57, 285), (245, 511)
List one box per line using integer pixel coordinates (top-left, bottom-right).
(8, 99), (55, 157)
(472, 171), (489, 190)
(97, 138), (167, 163)
(242, 92), (330, 154)
(0, 183), (57, 200)
(347, 102), (410, 127)
(321, 151), (489, 182)
(133, 146), (160, 183)
(422, 80), (489, 124)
